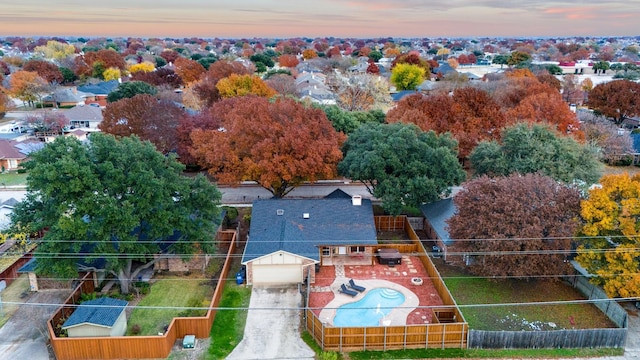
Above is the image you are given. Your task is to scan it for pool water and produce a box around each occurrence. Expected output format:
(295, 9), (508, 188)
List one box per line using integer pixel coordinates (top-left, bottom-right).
(333, 288), (405, 327)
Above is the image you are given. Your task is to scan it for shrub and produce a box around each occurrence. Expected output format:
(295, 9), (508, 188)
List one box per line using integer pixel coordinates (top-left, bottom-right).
(80, 292), (98, 303)
(131, 324), (141, 335)
(319, 351), (339, 360)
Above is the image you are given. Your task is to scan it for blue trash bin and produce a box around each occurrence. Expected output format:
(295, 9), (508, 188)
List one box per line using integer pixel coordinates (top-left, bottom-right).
(236, 272), (243, 285)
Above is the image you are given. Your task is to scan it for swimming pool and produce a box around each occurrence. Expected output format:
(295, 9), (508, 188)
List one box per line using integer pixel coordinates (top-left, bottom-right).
(333, 288), (406, 327)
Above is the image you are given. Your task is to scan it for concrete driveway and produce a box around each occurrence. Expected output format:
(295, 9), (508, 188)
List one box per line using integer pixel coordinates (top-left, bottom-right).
(0, 289), (68, 360)
(226, 286), (314, 360)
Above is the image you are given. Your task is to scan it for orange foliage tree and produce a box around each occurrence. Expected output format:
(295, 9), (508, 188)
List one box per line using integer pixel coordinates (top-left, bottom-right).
(387, 87), (506, 158)
(173, 57), (206, 84)
(190, 96), (345, 197)
(191, 60), (253, 107)
(278, 54), (299, 68)
(216, 74), (277, 99)
(587, 79), (640, 125)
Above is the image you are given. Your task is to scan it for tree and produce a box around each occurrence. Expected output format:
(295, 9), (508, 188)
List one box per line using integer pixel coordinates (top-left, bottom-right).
(579, 111), (634, 164)
(25, 111), (68, 135)
(592, 61), (610, 75)
(33, 40), (76, 60)
(470, 123), (602, 186)
(448, 173), (580, 278)
(265, 73), (297, 97)
(318, 104), (385, 134)
(575, 173), (640, 298)
(390, 63), (425, 90)
(129, 61), (156, 74)
(107, 81), (158, 103)
(0, 89), (14, 118)
(387, 87), (507, 158)
(173, 57), (206, 84)
(330, 73), (393, 112)
(192, 60), (253, 107)
(586, 80), (640, 125)
(492, 54), (510, 68)
(190, 96), (345, 198)
(302, 49), (318, 60)
(278, 54), (299, 68)
(250, 53), (275, 68)
(8, 70), (48, 108)
(59, 67), (77, 84)
(131, 68), (183, 88)
(10, 133), (221, 294)
(23, 60), (63, 84)
(216, 74), (277, 99)
(102, 67), (122, 81)
(508, 51), (532, 67)
(339, 122), (465, 215)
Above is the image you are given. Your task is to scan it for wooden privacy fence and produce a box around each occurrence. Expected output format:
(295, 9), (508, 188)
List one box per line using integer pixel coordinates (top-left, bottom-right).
(49, 231), (237, 360)
(305, 310), (468, 351)
(0, 251), (33, 286)
(469, 328), (626, 349)
(567, 274), (628, 328)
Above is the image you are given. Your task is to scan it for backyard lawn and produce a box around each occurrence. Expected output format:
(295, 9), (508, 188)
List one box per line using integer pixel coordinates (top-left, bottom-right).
(0, 274), (29, 328)
(435, 260), (616, 331)
(0, 171), (27, 186)
(126, 274), (214, 336)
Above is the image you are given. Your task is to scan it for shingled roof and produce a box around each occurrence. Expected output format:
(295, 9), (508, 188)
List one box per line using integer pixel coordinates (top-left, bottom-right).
(420, 198), (457, 246)
(62, 297), (127, 329)
(242, 197), (378, 263)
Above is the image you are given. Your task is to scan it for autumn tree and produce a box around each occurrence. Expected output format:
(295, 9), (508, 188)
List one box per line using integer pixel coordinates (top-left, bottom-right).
(579, 110), (634, 164)
(470, 123), (602, 186)
(448, 173), (580, 278)
(107, 81), (158, 103)
(586, 80), (640, 125)
(130, 68), (183, 88)
(329, 73), (393, 112)
(128, 61), (156, 74)
(391, 52), (430, 73)
(302, 49), (318, 60)
(265, 73), (297, 97)
(25, 111), (68, 135)
(191, 96), (345, 197)
(390, 63), (425, 90)
(102, 67), (122, 81)
(339, 122), (465, 215)
(191, 60), (253, 107)
(387, 87), (507, 158)
(278, 54), (299, 68)
(176, 107), (223, 166)
(173, 56), (206, 84)
(216, 74), (277, 99)
(23, 60), (63, 84)
(10, 133), (221, 295)
(8, 70), (48, 108)
(33, 40), (76, 60)
(575, 173), (640, 298)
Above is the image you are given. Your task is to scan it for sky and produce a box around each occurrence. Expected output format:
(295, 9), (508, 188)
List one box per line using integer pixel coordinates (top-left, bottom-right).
(0, 0), (639, 39)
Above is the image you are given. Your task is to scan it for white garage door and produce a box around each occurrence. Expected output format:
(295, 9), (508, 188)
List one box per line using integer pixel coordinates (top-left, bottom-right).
(253, 264), (302, 285)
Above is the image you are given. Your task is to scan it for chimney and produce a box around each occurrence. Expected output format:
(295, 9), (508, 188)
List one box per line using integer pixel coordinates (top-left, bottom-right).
(276, 209), (284, 216)
(303, 213), (310, 219)
(352, 195), (362, 206)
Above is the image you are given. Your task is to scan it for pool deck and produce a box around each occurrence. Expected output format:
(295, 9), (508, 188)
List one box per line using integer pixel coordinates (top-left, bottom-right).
(309, 255), (444, 326)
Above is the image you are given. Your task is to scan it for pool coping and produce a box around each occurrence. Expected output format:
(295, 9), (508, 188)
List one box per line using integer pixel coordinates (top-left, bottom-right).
(317, 279), (420, 327)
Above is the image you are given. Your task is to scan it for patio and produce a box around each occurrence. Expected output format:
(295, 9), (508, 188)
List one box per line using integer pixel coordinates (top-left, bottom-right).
(309, 254), (444, 326)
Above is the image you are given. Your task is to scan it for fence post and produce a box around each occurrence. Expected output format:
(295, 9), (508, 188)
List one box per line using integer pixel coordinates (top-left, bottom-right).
(442, 324), (446, 349)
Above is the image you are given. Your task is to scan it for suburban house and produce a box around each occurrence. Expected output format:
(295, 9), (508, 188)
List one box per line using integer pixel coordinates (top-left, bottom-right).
(420, 197), (456, 261)
(0, 197), (18, 230)
(77, 80), (120, 107)
(0, 138), (44, 171)
(63, 104), (104, 131)
(61, 297), (128, 337)
(42, 87), (87, 108)
(241, 193), (378, 286)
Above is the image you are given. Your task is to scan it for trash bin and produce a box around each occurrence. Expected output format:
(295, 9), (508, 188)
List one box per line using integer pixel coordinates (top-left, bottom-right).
(236, 272), (244, 285)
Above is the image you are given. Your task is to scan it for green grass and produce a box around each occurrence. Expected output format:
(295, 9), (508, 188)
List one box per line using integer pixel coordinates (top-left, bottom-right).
(206, 281), (251, 359)
(347, 347), (623, 359)
(0, 274), (29, 328)
(0, 171), (27, 186)
(127, 276), (213, 336)
(437, 261), (615, 330)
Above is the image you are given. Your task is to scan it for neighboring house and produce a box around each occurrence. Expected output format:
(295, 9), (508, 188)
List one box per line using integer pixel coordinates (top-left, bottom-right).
(420, 198), (456, 261)
(63, 104), (104, 131)
(42, 87), (87, 107)
(77, 80), (120, 107)
(0, 197), (18, 230)
(0, 138), (44, 170)
(62, 297), (128, 337)
(241, 194), (378, 286)
(391, 90), (419, 102)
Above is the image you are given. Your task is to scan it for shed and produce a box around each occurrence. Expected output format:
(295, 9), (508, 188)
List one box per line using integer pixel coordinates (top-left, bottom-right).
(420, 198), (457, 261)
(62, 297), (128, 337)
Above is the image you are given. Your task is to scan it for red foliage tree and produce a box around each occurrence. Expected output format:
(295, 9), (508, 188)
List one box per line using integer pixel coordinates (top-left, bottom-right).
(447, 173), (581, 278)
(130, 68), (183, 88)
(278, 54), (299, 68)
(387, 87), (507, 158)
(173, 57), (206, 84)
(587, 80), (640, 125)
(192, 60), (253, 107)
(160, 49), (180, 64)
(190, 96), (345, 197)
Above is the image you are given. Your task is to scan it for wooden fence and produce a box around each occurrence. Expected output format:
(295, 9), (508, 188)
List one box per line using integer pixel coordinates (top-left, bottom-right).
(469, 328), (626, 349)
(306, 215), (468, 351)
(0, 251), (33, 287)
(567, 274), (628, 328)
(49, 231), (237, 360)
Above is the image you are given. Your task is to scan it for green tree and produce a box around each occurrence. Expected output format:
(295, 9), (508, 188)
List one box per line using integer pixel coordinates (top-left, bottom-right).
(470, 123), (602, 186)
(339, 122), (465, 215)
(592, 61), (610, 75)
(492, 54), (509, 68)
(107, 81), (158, 103)
(508, 51), (532, 67)
(390, 63), (425, 90)
(318, 105), (385, 134)
(59, 67), (78, 84)
(10, 134), (221, 295)
(368, 50), (383, 62)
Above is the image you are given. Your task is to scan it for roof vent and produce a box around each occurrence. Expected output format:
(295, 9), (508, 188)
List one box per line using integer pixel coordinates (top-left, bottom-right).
(352, 195), (362, 206)
(276, 209), (284, 216)
(303, 213), (310, 219)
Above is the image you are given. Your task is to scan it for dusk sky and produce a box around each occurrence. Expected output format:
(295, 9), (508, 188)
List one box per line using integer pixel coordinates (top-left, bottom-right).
(1, 0), (639, 39)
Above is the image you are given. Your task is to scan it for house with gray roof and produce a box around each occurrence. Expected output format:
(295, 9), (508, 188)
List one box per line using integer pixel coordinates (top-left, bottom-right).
(0, 138), (43, 171)
(241, 194), (378, 285)
(42, 87), (88, 107)
(62, 297), (128, 337)
(63, 104), (104, 131)
(420, 197), (456, 261)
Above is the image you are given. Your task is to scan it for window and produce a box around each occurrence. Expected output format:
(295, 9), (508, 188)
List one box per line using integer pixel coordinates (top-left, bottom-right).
(350, 246), (365, 253)
(322, 247), (331, 256)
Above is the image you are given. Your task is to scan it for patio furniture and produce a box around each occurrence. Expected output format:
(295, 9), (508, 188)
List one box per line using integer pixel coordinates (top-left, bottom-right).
(339, 284), (358, 297)
(348, 279), (366, 292)
(376, 248), (402, 265)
